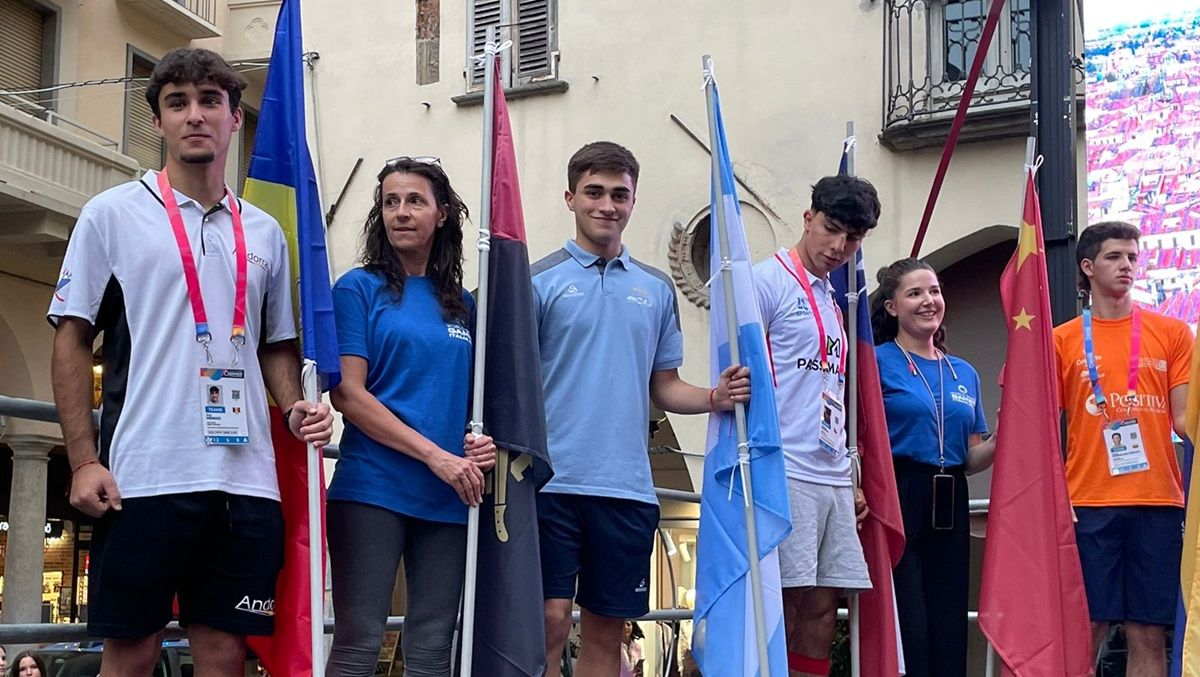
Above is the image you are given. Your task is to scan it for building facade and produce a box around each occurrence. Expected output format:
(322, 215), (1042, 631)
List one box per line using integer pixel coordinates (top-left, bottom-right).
(301, 1), (1082, 673)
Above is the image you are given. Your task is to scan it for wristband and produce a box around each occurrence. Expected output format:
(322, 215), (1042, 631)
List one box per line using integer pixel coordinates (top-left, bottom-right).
(708, 387), (717, 412)
(284, 406), (295, 421)
(71, 458), (100, 474)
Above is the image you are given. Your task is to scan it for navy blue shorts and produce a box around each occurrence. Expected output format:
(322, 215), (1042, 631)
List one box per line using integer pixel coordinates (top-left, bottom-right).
(537, 492), (660, 618)
(88, 491), (284, 639)
(1074, 506), (1184, 626)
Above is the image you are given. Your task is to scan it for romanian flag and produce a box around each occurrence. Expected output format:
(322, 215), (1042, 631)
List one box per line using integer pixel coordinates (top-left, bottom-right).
(978, 162), (1091, 676)
(243, 0), (340, 674)
(469, 56), (552, 676)
(1171, 338), (1200, 675)
(830, 140), (906, 677)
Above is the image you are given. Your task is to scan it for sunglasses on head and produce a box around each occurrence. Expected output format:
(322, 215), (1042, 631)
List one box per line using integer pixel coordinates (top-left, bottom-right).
(386, 155), (441, 167)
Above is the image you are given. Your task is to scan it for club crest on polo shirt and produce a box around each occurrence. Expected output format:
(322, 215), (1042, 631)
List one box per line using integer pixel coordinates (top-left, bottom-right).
(235, 595), (275, 617)
(626, 286), (654, 308)
(562, 283), (584, 298)
(794, 296), (813, 318)
(446, 323), (471, 343)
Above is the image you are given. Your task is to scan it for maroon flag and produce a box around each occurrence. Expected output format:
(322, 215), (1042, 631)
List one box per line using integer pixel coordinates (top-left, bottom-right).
(978, 166), (1091, 676)
(470, 57), (552, 677)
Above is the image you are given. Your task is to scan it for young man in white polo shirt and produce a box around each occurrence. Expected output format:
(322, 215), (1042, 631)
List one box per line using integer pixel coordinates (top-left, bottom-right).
(49, 48), (333, 674)
(753, 175), (881, 677)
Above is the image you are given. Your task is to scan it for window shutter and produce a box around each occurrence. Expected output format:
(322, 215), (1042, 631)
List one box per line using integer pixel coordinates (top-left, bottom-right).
(468, 0), (503, 89)
(0, 0), (47, 110)
(240, 107), (258, 191)
(125, 56), (164, 171)
(514, 0), (553, 81)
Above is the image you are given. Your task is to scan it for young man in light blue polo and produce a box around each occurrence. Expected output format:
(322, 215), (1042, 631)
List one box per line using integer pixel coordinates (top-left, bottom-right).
(532, 141), (748, 676)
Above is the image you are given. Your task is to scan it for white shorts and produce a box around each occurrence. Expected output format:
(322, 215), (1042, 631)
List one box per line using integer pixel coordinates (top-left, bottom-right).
(778, 478), (872, 592)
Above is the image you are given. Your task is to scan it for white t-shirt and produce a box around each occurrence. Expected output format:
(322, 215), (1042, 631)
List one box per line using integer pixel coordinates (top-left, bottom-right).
(753, 249), (850, 486)
(47, 170), (296, 501)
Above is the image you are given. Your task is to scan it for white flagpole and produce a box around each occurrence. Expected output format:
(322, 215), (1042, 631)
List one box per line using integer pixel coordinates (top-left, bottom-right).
(842, 121), (863, 677)
(460, 25), (499, 677)
(702, 54), (772, 677)
(303, 360), (325, 677)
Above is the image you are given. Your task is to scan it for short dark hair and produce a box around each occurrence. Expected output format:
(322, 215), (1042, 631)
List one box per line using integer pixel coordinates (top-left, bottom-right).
(567, 141), (639, 192)
(810, 175), (881, 235)
(1076, 220), (1140, 291)
(145, 48), (246, 117)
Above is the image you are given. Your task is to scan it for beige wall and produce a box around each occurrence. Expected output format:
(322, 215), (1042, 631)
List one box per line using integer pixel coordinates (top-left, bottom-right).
(304, 0), (1078, 457)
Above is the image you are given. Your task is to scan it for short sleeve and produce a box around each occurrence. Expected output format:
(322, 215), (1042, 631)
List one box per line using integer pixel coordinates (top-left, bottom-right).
(972, 370), (989, 434)
(47, 206), (112, 326)
(652, 284), (685, 371)
(263, 230), (298, 343)
(333, 273), (371, 359)
(753, 267), (779, 333)
(1169, 319), (1194, 390)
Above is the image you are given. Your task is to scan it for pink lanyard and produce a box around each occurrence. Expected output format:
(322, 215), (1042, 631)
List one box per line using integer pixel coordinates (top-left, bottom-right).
(157, 170), (248, 364)
(776, 249), (846, 374)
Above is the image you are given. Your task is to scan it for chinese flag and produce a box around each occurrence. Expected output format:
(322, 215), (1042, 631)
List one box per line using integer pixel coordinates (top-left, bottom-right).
(978, 163), (1092, 676)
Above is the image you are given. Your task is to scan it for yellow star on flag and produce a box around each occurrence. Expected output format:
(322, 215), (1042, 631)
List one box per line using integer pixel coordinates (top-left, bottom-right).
(1016, 220), (1039, 269)
(1013, 307), (1035, 330)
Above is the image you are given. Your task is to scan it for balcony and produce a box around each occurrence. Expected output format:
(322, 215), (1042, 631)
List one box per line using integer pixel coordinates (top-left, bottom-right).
(880, 0), (1082, 151)
(0, 100), (139, 246)
(119, 0), (220, 39)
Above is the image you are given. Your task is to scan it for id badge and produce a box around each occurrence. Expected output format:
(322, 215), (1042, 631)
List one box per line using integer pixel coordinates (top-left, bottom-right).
(1103, 418), (1148, 476)
(818, 389), (845, 456)
(200, 367), (249, 445)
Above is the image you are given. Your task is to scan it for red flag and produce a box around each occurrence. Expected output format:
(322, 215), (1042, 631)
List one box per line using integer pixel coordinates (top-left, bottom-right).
(833, 254), (906, 676)
(246, 410), (326, 676)
(470, 57), (552, 676)
(978, 166), (1092, 676)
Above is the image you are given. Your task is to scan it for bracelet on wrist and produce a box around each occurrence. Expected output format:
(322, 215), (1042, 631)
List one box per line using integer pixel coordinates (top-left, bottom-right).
(708, 387), (717, 412)
(71, 458), (100, 474)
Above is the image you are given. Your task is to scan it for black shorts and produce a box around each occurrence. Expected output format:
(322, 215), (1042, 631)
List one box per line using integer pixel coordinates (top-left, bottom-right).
(88, 491), (284, 639)
(537, 492), (660, 618)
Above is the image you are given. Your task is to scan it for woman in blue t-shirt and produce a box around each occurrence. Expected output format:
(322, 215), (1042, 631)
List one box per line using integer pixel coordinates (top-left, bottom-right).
(871, 258), (995, 677)
(326, 158), (495, 677)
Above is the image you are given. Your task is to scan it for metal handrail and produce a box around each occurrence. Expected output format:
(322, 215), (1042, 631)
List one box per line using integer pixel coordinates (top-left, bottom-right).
(0, 394), (994, 648)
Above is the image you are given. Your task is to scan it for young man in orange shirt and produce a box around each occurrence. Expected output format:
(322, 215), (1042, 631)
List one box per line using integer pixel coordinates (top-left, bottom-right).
(1053, 221), (1192, 675)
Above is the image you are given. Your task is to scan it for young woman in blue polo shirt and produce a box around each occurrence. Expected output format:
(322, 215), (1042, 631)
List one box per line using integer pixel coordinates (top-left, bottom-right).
(325, 158), (496, 677)
(871, 258), (995, 677)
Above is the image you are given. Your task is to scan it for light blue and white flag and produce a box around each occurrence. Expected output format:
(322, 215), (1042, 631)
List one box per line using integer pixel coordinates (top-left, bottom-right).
(692, 73), (792, 677)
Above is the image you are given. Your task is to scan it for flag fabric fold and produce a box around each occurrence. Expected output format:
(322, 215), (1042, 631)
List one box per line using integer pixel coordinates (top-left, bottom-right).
(830, 141), (906, 677)
(692, 77), (791, 677)
(470, 56), (552, 677)
(243, 1), (339, 673)
(978, 164), (1092, 676)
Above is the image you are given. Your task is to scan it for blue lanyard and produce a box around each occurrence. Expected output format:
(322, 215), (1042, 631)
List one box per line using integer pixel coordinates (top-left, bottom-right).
(1082, 306), (1141, 417)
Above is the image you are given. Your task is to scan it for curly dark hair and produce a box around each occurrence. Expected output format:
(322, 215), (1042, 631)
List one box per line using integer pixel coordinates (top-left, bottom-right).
(871, 257), (947, 352)
(361, 159), (470, 323)
(145, 48), (246, 117)
(810, 175), (881, 236)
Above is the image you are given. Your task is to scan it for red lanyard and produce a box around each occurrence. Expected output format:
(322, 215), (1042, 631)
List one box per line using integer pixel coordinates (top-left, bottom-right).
(776, 249), (846, 374)
(157, 170), (248, 364)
